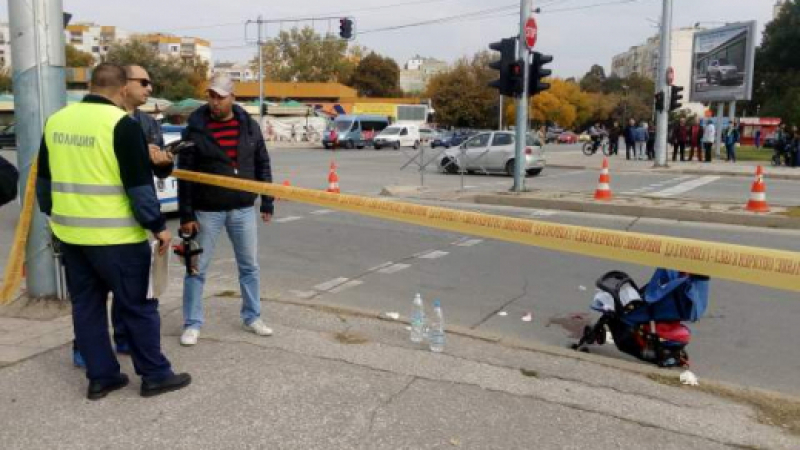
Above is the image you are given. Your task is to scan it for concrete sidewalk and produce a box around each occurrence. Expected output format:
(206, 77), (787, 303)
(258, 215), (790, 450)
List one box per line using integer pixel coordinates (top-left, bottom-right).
(1, 289), (798, 449)
(545, 150), (800, 181)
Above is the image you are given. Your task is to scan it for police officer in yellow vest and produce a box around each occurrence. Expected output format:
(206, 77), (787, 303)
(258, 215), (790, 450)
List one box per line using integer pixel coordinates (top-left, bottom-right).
(36, 63), (191, 400)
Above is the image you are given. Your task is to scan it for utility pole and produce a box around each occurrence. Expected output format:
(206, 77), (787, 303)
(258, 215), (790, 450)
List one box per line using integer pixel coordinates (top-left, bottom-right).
(257, 16), (265, 122)
(714, 102), (725, 159)
(513, 0), (533, 192)
(653, 0), (672, 167)
(9, 0), (67, 299)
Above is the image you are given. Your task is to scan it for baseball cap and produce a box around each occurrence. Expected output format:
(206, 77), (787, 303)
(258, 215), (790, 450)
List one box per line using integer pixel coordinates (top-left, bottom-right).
(207, 74), (234, 97)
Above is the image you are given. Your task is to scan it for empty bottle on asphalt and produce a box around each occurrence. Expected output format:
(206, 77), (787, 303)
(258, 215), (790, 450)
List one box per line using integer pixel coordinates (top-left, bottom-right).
(428, 300), (445, 353)
(410, 293), (426, 343)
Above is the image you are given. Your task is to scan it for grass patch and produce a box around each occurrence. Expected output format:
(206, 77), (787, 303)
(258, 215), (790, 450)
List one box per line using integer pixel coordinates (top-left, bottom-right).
(647, 373), (800, 435)
(333, 330), (369, 345)
(782, 207), (800, 218)
(735, 145), (773, 162)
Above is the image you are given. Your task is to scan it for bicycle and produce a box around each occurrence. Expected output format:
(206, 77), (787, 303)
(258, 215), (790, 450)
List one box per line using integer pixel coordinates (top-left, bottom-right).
(582, 135), (610, 156)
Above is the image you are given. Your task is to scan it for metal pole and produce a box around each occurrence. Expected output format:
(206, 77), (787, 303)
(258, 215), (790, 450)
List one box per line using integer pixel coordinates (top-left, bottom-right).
(653, 0), (672, 167)
(257, 15), (264, 123)
(714, 102), (725, 159)
(9, 0), (66, 299)
(498, 95), (504, 130)
(419, 145), (425, 187)
(513, 0), (532, 192)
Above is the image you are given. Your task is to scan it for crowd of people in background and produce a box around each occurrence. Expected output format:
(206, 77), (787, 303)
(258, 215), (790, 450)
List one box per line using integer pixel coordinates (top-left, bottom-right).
(586, 117), (799, 167)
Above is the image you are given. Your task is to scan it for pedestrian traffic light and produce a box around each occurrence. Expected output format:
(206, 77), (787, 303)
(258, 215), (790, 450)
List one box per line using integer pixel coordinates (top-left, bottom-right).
(529, 52), (553, 96)
(488, 37), (519, 97)
(339, 18), (354, 40)
(669, 85), (684, 112)
(654, 91), (665, 112)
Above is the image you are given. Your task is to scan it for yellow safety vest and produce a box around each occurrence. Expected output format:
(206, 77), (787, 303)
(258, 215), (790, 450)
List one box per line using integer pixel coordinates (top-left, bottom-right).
(45, 102), (147, 245)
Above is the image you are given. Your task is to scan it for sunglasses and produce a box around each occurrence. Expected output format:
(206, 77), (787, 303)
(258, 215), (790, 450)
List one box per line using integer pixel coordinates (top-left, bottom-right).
(129, 78), (152, 88)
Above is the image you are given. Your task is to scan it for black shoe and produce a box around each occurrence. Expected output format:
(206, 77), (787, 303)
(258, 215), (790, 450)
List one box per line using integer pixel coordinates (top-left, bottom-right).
(87, 374), (129, 400)
(140, 373), (192, 398)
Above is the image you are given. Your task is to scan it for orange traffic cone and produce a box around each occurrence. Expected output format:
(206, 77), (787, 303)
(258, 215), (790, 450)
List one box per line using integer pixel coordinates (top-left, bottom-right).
(745, 165), (769, 213)
(594, 157), (613, 201)
(278, 180), (291, 201)
(326, 161), (340, 193)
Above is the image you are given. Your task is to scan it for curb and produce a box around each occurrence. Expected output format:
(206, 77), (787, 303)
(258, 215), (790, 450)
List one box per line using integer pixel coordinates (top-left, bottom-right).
(473, 193), (800, 229)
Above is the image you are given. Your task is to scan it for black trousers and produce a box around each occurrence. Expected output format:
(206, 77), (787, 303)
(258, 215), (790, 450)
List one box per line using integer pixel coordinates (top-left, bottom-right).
(672, 142), (686, 161)
(625, 142), (635, 159)
(608, 139), (619, 155)
(703, 142), (713, 162)
(63, 241), (173, 384)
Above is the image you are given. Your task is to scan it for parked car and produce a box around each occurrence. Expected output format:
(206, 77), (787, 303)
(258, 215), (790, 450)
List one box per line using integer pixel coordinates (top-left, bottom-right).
(557, 131), (578, 144)
(431, 131), (458, 149)
(419, 127), (436, 146)
(323, 114), (390, 149)
(706, 58), (741, 86)
(374, 124), (420, 150)
(0, 123), (16, 149)
(545, 127), (564, 143)
(438, 131), (545, 177)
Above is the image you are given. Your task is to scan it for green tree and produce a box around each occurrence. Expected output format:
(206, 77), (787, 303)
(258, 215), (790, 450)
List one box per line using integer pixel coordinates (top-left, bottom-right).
(104, 39), (208, 100)
(579, 64), (607, 93)
(348, 52), (401, 97)
(252, 27), (354, 83)
(65, 45), (94, 67)
(0, 65), (11, 93)
(753, 0), (800, 125)
(425, 51), (497, 129)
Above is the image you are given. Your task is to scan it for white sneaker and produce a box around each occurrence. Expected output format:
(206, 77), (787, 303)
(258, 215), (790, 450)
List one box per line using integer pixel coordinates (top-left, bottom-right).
(244, 319), (273, 336)
(180, 328), (200, 346)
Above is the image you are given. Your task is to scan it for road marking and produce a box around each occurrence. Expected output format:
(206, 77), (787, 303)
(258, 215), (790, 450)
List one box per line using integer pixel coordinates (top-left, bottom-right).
(377, 263), (411, 274)
(274, 216), (303, 223)
(418, 250), (449, 259)
(529, 209), (557, 217)
(288, 290), (317, 299)
(329, 280), (364, 294)
(310, 209), (335, 215)
(314, 277), (350, 291)
(457, 239), (484, 247)
(651, 176), (721, 197)
(368, 261), (395, 272)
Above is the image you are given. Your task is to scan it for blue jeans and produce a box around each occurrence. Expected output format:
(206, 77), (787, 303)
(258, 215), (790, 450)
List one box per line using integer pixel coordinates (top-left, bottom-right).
(183, 207), (262, 330)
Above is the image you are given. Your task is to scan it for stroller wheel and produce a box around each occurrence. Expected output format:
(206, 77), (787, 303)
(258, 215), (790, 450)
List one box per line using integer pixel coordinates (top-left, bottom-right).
(570, 343), (580, 351)
(595, 327), (607, 345)
(582, 325), (594, 343)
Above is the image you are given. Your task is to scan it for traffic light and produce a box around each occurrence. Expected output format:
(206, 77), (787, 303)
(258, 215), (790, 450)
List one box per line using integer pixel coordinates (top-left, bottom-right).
(488, 37), (519, 97)
(669, 85), (684, 112)
(529, 51), (553, 96)
(339, 18), (354, 40)
(654, 91), (665, 112)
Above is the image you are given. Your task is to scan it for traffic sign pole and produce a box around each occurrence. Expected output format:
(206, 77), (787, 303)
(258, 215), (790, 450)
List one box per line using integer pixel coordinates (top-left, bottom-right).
(513, 0), (533, 193)
(654, 0), (672, 168)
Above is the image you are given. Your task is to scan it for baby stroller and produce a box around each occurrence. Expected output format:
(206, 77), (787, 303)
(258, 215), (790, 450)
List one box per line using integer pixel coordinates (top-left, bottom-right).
(572, 269), (710, 368)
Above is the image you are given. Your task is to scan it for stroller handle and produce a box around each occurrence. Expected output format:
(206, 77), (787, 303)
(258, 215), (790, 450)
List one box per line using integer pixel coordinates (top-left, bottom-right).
(596, 271), (642, 313)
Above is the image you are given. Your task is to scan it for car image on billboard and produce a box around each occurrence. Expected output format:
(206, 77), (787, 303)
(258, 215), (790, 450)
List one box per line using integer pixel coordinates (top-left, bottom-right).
(689, 22), (756, 103)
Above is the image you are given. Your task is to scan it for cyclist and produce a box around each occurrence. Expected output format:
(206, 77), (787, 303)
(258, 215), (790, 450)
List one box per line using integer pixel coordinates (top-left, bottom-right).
(588, 123), (606, 152)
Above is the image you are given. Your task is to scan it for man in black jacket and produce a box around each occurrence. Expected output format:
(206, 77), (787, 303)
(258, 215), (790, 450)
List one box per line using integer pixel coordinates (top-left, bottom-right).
(178, 75), (275, 346)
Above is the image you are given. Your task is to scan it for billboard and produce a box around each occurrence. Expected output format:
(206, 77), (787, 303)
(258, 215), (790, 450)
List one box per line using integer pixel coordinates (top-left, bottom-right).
(689, 21), (756, 103)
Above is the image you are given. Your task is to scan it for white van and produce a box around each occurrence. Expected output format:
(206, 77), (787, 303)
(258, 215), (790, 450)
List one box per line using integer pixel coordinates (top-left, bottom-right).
(373, 124), (420, 150)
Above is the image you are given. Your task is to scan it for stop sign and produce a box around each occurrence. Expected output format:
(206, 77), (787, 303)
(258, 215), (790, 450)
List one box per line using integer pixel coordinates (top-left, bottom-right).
(524, 17), (538, 49)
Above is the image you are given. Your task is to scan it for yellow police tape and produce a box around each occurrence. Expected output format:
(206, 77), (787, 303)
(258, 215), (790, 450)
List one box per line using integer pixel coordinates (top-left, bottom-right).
(0, 161), (38, 304)
(172, 169), (800, 293)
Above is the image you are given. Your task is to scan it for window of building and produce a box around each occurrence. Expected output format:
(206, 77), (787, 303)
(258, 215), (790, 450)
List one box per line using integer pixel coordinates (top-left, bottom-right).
(92, 46), (100, 53)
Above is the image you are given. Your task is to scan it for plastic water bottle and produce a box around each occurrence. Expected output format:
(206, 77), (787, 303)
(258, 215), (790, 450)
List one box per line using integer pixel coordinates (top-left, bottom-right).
(428, 300), (445, 353)
(410, 293), (426, 343)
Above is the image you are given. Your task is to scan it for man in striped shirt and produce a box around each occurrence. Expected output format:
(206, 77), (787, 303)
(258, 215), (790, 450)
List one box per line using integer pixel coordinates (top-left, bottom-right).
(177, 75), (275, 346)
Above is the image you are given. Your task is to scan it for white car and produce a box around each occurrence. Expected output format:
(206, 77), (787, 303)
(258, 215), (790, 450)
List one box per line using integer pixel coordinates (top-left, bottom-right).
(373, 124), (421, 150)
(438, 131), (545, 177)
(156, 127), (181, 213)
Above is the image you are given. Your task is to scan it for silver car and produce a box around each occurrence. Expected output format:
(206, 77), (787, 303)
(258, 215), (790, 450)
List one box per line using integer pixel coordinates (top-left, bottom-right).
(438, 131), (545, 176)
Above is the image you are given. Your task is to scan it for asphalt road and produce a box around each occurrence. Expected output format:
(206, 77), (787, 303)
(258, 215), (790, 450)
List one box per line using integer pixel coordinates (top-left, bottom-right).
(2, 147), (799, 397)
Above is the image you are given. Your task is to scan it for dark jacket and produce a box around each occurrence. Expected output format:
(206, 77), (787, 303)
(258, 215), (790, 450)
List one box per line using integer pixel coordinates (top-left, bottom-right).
(609, 126), (622, 141)
(671, 124), (688, 144)
(178, 104), (274, 223)
(624, 125), (636, 144)
(0, 154), (18, 207)
(132, 108), (165, 148)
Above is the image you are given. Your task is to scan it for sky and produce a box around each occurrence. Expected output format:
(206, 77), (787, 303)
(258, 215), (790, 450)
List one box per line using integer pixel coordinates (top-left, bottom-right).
(0, 0), (776, 78)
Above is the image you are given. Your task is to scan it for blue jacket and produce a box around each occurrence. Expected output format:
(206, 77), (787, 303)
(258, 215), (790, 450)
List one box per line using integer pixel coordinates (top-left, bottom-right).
(634, 126), (649, 142)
